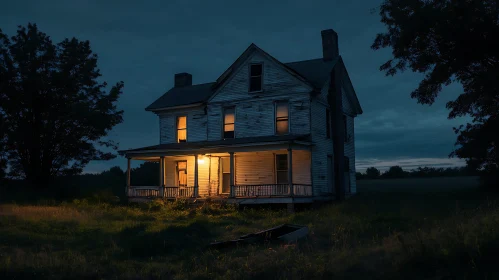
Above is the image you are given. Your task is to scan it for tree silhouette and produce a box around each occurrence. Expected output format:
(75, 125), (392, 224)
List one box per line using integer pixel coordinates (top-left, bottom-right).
(382, 166), (408, 178)
(365, 167), (381, 179)
(0, 23), (124, 187)
(372, 0), (499, 188)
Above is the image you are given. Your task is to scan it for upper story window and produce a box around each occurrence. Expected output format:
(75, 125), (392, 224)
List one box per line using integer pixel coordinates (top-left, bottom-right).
(223, 107), (235, 139)
(275, 101), (289, 135)
(343, 115), (347, 142)
(326, 109), (331, 139)
(177, 116), (187, 143)
(249, 63), (263, 92)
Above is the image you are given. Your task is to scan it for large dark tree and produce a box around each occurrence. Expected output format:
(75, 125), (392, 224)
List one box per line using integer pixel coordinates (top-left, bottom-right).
(0, 23), (124, 186)
(365, 167), (381, 179)
(372, 0), (499, 187)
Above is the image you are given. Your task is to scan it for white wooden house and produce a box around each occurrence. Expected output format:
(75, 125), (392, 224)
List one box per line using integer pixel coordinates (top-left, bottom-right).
(120, 29), (363, 205)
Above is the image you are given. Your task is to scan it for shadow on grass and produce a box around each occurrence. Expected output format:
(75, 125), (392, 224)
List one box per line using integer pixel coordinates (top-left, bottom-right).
(112, 219), (216, 260)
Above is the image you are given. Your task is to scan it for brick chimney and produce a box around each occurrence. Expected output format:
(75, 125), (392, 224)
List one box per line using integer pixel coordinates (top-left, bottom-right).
(321, 29), (339, 61)
(174, 73), (192, 87)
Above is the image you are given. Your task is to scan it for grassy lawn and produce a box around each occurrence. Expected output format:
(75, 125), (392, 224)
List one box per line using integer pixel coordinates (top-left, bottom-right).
(0, 177), (498, 279)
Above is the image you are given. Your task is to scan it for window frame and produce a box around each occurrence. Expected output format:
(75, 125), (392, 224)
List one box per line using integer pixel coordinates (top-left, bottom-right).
(274, 154), (288, 184)
(222, 106), (236, 139)
(176, 115), (187, 143)
(274, 101), (290, 135)
(176, 160), (188, 187)
(248, 63), (263, 93)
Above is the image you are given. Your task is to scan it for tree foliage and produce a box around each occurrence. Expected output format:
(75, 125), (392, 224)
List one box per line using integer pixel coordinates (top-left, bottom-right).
(357, 165), (478, 180)
(0, 23), (124, 186)
(372, 0), (499, 187)
(366, 167), (381, 179)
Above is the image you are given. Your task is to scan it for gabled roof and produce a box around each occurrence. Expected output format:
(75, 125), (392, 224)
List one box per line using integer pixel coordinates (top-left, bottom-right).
(145, 44), (344, 111)
(145, 82), (215, 111)
(285, 57), (340, 89)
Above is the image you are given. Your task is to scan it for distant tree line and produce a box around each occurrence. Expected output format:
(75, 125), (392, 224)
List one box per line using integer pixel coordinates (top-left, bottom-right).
(356, 166), (479, 180)
(0, 162), (158, 203)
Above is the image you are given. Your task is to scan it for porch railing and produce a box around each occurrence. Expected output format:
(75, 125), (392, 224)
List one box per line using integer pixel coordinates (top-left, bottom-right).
(231, 184), (313, 198)
(164, 186), (196, 198)
(127, 186), (160, 198)
(128, 186), (197, 199)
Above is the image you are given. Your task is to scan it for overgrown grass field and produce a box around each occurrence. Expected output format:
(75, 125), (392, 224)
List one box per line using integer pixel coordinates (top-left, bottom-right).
(0, 177), (498, 279)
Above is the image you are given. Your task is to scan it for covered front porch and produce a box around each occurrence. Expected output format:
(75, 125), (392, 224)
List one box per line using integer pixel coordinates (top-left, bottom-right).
(121, 135), (314, 203)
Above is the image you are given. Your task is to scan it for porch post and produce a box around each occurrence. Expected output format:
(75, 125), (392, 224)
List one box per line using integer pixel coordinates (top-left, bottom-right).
(159, 156), (165, 197)
(126, 157), (131, 196)
(194, 154), (199, 197)
(229, 152), (235, 197)
(288, 147), (293, 196)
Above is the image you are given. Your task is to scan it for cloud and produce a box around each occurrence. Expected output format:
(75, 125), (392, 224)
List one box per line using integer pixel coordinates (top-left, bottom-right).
(2, 0), (471, 174)
(356, 157), (466, 172)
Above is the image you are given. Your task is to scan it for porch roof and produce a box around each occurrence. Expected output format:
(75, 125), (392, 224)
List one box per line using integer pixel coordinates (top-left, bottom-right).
(120, 134), (312, 157)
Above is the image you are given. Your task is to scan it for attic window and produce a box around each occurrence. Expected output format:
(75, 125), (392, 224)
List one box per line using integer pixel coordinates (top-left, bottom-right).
(249, 63), (263, 92)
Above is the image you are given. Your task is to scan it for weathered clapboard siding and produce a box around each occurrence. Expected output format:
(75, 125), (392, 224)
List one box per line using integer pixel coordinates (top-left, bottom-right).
(158, 106), (207, 144)
(315, 79), (355, 115)
(210, 52), (312, 103)
(344, 115), (357, 194)
(310, 96), (333, 195)
(234, 150), (311, 185)
(207, 96), (310, 139)
(310, 81), (358, 195)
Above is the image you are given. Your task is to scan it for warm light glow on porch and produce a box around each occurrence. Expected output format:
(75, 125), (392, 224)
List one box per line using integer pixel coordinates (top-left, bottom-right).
(197, 156), (205, 164)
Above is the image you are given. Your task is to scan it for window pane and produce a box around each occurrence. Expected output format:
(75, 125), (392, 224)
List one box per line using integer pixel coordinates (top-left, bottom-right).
(250, 64), (262, 76)
(222, 157), (230, 172)
(177, 116), (186, 129)
(277, 171), (288, 184)
(250, 77), (262, 92)
(276, 103), (288, 118)
(224, 124), (234, 132)
(177, 161), (187, 170)
(177, 129), (186, 142)
(276, 120), (288, 135)
(276, 154), (287, 170)
(224, 108), (235, 124)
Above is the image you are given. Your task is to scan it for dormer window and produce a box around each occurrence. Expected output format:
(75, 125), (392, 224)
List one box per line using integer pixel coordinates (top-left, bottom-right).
(249, 63), (263, 92)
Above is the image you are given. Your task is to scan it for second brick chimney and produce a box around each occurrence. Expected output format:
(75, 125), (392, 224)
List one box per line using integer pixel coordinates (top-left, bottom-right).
(321, 29), (339, 61)
(174, 73), (192, 87)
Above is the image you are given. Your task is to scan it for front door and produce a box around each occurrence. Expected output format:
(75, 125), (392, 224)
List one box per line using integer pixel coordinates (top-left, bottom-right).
(220, 157), (231, 194)
(176, 161), (187, 187)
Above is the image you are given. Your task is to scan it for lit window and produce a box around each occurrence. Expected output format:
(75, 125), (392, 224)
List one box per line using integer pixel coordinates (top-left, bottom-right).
(223, 107), (235, 139)
(275, 154), (288, 184)
(177, 116), (187, 143)
(275, 102), (289, 135)
(249, 64), (263, 92)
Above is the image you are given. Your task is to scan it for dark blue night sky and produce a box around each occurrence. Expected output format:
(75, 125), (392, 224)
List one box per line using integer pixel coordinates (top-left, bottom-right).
(1, 0), (468, 172)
